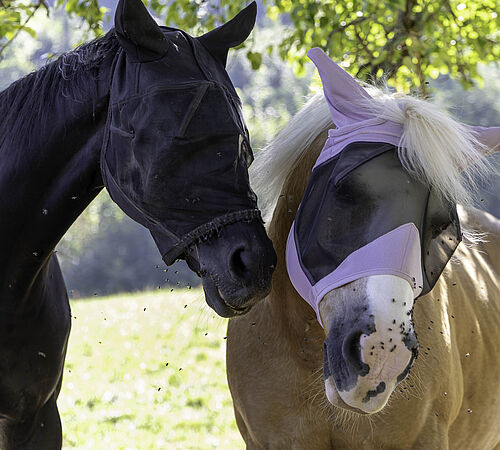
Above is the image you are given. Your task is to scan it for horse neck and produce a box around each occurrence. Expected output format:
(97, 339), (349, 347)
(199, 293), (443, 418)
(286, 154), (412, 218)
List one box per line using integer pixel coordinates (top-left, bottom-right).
(0, 49), (115, 304)
(267, 130), (328, 339)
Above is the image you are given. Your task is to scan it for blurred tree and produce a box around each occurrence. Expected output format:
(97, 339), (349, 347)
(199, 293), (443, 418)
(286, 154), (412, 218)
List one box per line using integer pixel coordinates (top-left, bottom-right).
(0, 7), (88, 90)
(227, 15), (315, 148)
(258, 0), (499, 92)
(432, 64), (500, 218)
(57, 191), (200, 297)
(2, 1), (498, 93)
(0, 0), (104, 60)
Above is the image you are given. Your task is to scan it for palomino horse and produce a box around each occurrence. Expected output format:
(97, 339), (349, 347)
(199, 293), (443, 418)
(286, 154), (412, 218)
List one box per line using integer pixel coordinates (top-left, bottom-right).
(227, 49), (500, 449)
(0, 1), (276, 448)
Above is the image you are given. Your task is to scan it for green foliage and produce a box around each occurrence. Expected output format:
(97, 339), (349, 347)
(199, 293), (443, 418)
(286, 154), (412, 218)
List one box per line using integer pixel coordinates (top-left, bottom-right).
(246, 50), (263, 70)
(60, 289), (243, 449)
(0, 1), (44, 59)
(0, 2), (39, 38)
(56, 0), (106, 35)
(0, 0), (104, 60)
(267, 0), (499, 92)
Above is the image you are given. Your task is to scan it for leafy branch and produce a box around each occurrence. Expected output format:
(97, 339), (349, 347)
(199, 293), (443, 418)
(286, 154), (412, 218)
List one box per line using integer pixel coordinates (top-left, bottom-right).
(0, 0), (49, 59)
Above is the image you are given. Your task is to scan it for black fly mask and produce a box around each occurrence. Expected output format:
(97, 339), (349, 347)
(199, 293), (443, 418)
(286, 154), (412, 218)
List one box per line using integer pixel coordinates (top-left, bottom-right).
(101, 1), (261, 265)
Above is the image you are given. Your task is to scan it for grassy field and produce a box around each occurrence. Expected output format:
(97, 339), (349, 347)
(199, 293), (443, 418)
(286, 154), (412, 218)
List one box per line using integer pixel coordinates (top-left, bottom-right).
(59, 289), (245, 450)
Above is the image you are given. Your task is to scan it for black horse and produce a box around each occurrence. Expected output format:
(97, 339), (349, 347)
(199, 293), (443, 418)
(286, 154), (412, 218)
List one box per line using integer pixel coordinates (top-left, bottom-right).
(0, 1), (276, 448)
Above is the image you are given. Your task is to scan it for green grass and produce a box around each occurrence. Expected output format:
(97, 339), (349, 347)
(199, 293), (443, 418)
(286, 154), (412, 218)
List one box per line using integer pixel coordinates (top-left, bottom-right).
(59, 289), (244, 450)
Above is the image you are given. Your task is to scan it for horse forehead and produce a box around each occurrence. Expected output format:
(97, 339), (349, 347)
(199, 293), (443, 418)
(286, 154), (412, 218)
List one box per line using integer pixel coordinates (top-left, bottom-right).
(110, 34), (239, 107)
(110, 37), (203, 100)
(161, 30), (205, 77)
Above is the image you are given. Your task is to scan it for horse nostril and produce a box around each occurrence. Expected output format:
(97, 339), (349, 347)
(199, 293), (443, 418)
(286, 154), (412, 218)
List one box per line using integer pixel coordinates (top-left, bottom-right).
(343, 332), (361, 365)
(229, 246), (252, 281)
(342, 331), (370, 376)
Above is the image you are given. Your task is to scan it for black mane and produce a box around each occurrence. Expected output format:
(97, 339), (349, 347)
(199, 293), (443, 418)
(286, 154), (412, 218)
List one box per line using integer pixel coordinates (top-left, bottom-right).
(0, 31), (119, 165)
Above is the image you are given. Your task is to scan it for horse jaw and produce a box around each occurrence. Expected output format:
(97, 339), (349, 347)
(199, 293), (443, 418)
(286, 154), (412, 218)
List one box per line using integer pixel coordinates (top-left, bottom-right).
(319, 275), (418, 414)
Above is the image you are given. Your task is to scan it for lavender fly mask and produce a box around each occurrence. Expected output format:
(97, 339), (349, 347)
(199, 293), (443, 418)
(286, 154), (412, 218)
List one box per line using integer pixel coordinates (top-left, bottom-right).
(286, 48), (497, 327)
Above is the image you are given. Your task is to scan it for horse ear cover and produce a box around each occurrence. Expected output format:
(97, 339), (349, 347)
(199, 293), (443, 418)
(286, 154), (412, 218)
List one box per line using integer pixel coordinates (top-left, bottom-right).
(115, 0), (169, 62)
(308, 47), (373, 127)
(468, 125), (500, 154)
(197, 1), (257, 67)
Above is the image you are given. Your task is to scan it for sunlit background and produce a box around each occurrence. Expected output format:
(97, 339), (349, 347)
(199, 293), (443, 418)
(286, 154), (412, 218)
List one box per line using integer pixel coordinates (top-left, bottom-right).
(1, 1), (499, 448)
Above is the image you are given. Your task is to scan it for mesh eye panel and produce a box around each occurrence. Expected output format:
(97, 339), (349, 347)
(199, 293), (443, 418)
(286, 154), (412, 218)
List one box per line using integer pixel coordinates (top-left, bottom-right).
(293, 141), (461, 296)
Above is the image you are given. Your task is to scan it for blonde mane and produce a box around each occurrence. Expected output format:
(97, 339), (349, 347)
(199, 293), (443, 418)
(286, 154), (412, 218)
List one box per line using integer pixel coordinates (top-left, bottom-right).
(251, 93), (332, 223)
(251, 88), (492, 224)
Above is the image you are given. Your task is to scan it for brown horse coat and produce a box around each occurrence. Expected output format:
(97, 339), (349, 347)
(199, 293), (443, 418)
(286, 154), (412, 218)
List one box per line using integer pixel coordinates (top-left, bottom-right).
(227, 130), (500, 449)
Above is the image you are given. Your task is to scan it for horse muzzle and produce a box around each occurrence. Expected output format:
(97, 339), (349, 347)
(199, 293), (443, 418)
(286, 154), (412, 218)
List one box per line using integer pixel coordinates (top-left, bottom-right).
(185, 219), (276, 317)
(320, 275), (419, 414)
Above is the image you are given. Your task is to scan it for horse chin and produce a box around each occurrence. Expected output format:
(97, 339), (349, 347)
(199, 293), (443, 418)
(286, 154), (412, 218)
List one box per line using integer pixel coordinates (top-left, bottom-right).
(200, 275), (252, 318)
(325, 374), (395, 414)
(324, 376), (389, 414)
(320, 275), (418, 415)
